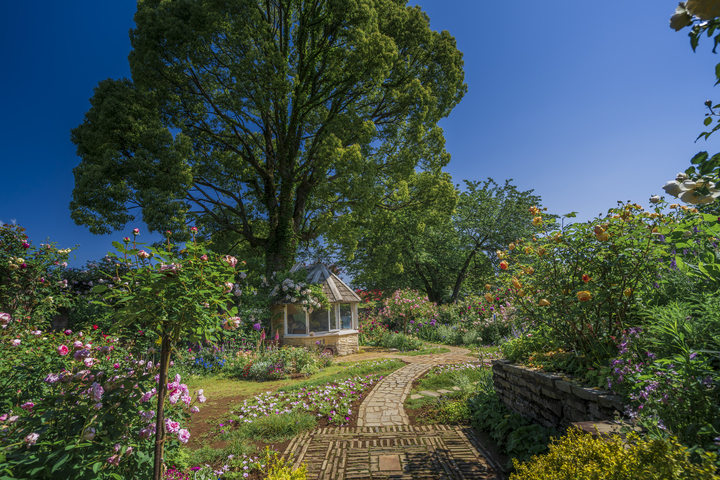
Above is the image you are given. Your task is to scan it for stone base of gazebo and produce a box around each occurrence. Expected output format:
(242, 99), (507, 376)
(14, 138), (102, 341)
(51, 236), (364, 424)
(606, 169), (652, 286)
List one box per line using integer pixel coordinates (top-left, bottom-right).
(282, 331), (359, 356)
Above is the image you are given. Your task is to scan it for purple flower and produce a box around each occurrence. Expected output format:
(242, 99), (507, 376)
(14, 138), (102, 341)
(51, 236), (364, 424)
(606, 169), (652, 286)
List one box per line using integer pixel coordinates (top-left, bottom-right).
(253, 323), (262, 331)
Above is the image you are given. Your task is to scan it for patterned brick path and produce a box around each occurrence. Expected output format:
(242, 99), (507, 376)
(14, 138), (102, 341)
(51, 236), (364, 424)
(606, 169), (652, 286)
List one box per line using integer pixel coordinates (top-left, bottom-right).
(283, 348), (502, 479)
(283, 425), (501, 479)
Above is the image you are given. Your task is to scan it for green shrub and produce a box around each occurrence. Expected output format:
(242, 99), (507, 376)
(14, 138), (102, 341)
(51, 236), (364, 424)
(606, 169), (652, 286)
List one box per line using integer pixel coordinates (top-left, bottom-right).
(468, 380), (557, 464)
(510, 427), (719, 480)
(224, 346), (328, 381)
(260, 447), (307, 480)
(381, 333), (423, 351)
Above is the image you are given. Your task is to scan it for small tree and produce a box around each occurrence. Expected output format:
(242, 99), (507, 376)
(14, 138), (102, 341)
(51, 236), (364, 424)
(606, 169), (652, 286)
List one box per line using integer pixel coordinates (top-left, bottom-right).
(94, 229), (242, 479)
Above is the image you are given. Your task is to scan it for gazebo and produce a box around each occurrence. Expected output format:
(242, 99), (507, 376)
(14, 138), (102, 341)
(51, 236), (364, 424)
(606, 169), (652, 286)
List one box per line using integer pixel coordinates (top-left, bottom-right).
(271, 263), (361, 356)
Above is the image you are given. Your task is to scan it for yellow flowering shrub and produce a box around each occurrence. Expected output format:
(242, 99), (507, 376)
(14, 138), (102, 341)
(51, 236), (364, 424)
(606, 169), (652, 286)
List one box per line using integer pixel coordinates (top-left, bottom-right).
(511, 427), (719, 480)
(261, 447), (308, 480)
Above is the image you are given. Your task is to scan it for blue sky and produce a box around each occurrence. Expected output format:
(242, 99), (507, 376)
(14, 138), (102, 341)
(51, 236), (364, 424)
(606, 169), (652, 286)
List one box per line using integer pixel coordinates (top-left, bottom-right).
(1, 1), (718, 267)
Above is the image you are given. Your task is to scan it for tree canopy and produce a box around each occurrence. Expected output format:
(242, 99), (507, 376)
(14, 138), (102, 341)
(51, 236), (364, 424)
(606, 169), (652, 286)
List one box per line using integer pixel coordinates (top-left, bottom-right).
(70, 0), (466, 273)
(348, 178), (546, 303)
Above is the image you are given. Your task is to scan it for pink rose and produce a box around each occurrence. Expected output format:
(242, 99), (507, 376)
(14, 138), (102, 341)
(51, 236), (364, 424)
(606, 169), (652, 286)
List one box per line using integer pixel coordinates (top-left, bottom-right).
(73, 341), (84, 350)
(24, 433), (39, 446)
(223, 282), (234, 294)
(0, 313), (11, 325)
(222, 255), (237, 268)
(178, 428), (190, 443)
(200, 254), (208, 262)
(132, 228), (140, 235)
(58, 345), (69, 356)
(138, 250), (150, 259)
(164, 418), (180, 434)
(11, 339), (21, 347)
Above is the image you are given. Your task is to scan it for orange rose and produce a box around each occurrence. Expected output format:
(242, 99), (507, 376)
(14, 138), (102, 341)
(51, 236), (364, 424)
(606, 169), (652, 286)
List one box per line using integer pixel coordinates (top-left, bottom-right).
(532, 216), (543, 226)
(484, 293), (494, 303)
(512, 278), (522, 289)
(538, 299), (550, 306)
(485, 284), (492, 290)
(596, 232), (609, 242)
(623, 288), (633, 297)
(509, 243), (516, 250)
(577, 291), (592, 302)
(538, 247), (546, 256)
(582, 274), (590, 283)
(500, 261), (508, 270)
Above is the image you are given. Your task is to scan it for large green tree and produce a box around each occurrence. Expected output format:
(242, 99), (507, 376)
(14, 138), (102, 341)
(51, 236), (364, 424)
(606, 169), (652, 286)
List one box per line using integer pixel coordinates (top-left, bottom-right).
(70, 0), (466, 273)
(349, 178), (546, 303)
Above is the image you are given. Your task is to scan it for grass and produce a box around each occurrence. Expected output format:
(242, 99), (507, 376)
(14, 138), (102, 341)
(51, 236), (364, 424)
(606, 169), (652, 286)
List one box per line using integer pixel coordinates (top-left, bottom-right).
(397, 346), (451, 356)
(405, 363), (492, 424)
(183, 360), (399, 400)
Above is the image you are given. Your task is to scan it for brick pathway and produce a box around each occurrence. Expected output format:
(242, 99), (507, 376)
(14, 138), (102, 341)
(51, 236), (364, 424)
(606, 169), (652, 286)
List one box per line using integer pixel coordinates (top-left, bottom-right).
(283, 425), (501, 479)
(283, 348), (502, 479)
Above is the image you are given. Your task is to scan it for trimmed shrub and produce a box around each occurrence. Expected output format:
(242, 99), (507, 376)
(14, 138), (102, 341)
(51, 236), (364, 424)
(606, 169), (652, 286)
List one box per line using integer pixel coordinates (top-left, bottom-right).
(511, 427), (718, 480)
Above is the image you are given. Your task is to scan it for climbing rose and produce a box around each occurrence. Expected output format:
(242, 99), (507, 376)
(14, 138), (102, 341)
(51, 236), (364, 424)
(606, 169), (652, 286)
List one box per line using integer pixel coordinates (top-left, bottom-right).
(538, 299), (550, 306)
(11, 339), (20, 347)
(532, 216), (543, 225)
(499, 261), (508, 270)
(582, 274), (590, 283)
(0, 313), (10, 325)
(58, 345), (69, 356)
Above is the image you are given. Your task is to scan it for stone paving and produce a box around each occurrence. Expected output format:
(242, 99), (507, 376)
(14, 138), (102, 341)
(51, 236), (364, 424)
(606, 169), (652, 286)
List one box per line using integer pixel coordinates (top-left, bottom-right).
(283, 425), (502, 479)
(358, 363), (431, 427)
(282, 347), (502, 479)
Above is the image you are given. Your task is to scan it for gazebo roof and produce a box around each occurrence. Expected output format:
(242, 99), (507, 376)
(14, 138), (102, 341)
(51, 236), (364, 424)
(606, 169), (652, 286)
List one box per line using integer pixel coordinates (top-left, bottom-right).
(290, 263), (362, 303)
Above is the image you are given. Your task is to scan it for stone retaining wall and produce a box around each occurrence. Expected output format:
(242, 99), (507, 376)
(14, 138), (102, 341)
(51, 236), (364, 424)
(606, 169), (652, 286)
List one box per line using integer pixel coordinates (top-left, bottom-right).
(491, 359), (625, 428)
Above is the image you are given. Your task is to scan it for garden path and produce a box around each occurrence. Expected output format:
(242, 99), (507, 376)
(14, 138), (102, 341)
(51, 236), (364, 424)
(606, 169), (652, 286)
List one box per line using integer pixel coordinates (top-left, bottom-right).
(284, 349), (502, 479)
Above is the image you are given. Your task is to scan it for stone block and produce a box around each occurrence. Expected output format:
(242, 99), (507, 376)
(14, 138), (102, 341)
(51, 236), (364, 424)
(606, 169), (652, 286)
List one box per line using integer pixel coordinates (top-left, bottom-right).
(598, 394), (625, 412)
(563, 406), (587, 423)
(540, 399), (563, 417)
(541, 387), (562, 400)
(555, 380), (573, 394)
(533, 371), (564, 389)
(565, 398), (587, 414)
(539, 408), (560, 426)
(588, 403), (613, 420)
(419, 390), (440, 398)
(571, 384), (599, 402)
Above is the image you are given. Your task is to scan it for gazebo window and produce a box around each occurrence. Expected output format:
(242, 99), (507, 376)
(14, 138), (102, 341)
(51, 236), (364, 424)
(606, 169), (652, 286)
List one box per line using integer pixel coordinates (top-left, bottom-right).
(339, 304), (353, 330)
(330, 304), (339, 331)
(286, 305), (307, 334)
(309, 308), (330, 333)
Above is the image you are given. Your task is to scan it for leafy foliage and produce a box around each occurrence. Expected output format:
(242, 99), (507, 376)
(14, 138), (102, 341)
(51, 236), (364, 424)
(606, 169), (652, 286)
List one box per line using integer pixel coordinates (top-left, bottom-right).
(70, 0), (467, 273)
(348, 178), (547, 303)
(510, 427), (718, 480)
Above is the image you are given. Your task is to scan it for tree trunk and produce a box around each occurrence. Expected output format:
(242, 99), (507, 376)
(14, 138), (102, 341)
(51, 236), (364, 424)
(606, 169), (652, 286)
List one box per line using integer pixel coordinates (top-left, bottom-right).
(265, 212), (297, 276)
(152, 334), (171, 480)
(450, 249), (478, 303)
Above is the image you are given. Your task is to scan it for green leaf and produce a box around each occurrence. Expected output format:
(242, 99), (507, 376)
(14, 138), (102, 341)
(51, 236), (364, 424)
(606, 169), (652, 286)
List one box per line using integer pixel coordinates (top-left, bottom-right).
(92, 462), (102, 474)
(52, 453), (70, 473)
(704, 116), (713, 126)
(691, 151), (709, 164)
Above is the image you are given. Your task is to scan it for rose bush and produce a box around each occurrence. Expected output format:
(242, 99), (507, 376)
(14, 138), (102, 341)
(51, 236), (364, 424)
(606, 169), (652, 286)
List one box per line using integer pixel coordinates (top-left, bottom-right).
(0, 326), (204, 479)
(498, 202), (682, 356)
(0, 223), (74, 327)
